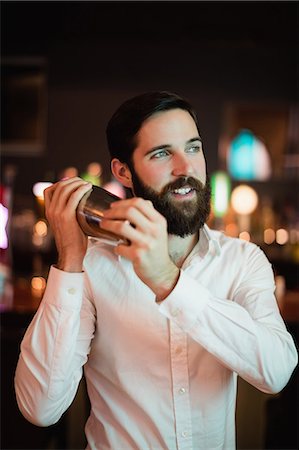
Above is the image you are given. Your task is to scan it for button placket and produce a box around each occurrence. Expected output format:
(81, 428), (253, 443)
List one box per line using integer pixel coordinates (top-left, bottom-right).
(169, 321), (193, 449)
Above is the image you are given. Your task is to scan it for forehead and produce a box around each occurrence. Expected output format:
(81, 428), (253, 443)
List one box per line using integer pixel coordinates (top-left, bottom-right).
(135, 108), (199, 148)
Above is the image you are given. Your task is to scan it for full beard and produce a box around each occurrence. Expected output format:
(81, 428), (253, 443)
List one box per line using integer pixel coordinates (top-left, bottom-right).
(130, 171), (211, 238)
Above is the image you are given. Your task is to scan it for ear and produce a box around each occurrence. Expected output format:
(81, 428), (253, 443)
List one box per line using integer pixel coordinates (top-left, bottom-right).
(111, 158), (133, 189)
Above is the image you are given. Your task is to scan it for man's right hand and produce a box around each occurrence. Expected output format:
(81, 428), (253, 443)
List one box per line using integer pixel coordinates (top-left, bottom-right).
(44, 177), (92, 272)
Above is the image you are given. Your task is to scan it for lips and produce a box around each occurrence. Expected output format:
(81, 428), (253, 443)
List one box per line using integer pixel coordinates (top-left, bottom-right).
(172, 187), (194, 195)
(170, 185), (198, 201)
(162, 177), (203, 197)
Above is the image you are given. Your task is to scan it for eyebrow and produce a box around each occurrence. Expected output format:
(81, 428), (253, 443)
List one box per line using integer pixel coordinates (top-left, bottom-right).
(144, 136), (202, 156)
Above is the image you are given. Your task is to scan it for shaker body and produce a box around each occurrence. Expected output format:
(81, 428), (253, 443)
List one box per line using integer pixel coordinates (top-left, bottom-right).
(76, 185), (128, 245)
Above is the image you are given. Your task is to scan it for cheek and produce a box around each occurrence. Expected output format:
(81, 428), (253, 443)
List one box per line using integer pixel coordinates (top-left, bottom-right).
(146, 167), (166, 188)
(191, 155), (206, 184)
(134, 161), (166, 190)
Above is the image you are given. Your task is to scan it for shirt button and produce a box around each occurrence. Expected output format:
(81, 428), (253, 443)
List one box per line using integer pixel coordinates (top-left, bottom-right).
(175, 346), (183, 354)
(171, 308), (180, 317)
(67, 287), (76, 295)
(181, 431), (189, 438)
(179, 387), (186, 394)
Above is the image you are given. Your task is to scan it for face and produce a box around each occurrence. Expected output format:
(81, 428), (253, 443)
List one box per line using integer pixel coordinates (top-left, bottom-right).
(129, 108), (211, 237)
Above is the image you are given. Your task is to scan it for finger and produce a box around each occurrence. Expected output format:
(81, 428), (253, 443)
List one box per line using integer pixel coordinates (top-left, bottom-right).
(100, 218), (149, 246)
(44, 177), (81, 205)
(50, 177), (86, 204)
(50, 178), (91, 212)
(104, 205), (152, 233)
(105, 197), (162, 223)
(66, 182), (93, 210)
(44, 183), (57, 203)
(113, 242), (133, 260)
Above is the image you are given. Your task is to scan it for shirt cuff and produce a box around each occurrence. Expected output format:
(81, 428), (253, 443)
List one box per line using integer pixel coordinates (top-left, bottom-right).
(42, 265), (84, 311)
(158, 270), (211, 331)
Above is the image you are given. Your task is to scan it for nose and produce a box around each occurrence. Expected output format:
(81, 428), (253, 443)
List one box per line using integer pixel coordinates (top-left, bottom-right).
(171, 153), (194, 178)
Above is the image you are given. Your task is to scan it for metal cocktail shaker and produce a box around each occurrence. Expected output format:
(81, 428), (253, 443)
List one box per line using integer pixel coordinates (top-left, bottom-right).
(76, 185), (128, 246)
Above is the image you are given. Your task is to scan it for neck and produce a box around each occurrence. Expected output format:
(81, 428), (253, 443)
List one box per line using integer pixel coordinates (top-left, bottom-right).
(168, 232), (199, 268)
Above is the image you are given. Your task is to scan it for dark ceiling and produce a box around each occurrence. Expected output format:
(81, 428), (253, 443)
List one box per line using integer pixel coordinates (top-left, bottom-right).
(2, 1), (298, 53)
(1, 1), (298, 196)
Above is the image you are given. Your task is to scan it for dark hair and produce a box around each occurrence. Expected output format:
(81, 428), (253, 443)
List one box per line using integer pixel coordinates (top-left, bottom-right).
(106, 91), (199, 165)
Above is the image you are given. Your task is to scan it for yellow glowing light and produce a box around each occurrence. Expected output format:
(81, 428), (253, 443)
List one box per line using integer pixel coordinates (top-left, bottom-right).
(34, 220), (48, 237)
(231, 185), (258, 215)
(276, 229), (289, 245)
(264, 228), (276, 245)
(33, 182), (53, 200)
(239, 231), (251, 241)
(31, 276), (46, 291)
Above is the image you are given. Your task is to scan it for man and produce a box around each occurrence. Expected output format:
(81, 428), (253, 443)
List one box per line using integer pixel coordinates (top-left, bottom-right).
(15, 91), (297, 450)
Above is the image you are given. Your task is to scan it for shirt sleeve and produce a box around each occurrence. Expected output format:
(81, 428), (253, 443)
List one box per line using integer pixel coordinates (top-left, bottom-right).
(158, 246), (298, 394)
(14, 265), (96, 427)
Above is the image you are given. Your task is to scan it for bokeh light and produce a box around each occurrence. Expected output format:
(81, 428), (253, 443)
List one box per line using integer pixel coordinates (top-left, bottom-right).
(231, 185), (258, 215)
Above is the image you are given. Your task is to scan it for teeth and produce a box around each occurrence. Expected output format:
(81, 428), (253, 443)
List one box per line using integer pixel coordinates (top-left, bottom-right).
(173, 187), (192, 195)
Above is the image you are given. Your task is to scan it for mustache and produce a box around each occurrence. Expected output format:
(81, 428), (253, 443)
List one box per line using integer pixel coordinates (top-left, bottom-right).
(161, 176), (205, 195)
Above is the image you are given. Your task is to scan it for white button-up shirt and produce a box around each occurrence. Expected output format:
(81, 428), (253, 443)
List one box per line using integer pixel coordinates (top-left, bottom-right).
(15, 225), (298, 450)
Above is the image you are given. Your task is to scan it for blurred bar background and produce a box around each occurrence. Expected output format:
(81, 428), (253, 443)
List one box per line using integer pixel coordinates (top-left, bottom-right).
(1, 2), (298, 449)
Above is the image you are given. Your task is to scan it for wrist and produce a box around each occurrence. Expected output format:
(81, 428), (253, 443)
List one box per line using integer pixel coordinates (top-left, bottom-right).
(153, 267), (180, 302)
(57, 254), (84, 273)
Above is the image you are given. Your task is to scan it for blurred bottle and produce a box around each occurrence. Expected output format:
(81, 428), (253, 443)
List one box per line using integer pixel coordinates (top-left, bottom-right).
(0, 165), (16, 307)
(81, 162), (102, 187)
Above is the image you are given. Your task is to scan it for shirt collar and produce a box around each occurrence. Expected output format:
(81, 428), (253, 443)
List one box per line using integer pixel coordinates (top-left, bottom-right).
(187, 224), (221, 262)
(202, 224), (221, 257)
(116, 224), (221, 266)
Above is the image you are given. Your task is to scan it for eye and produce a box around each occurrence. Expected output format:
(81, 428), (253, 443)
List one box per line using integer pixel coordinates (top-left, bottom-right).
(186, 144), (202, 153)
(150, 149), (170, 159)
